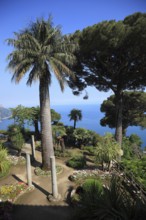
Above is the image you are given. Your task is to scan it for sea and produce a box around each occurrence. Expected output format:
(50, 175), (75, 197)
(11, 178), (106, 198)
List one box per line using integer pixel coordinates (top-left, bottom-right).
(0, 104), (146, 148)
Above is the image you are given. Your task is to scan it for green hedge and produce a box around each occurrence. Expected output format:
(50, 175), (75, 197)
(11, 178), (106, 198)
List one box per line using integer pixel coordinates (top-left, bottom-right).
(66, 155), (86, 169)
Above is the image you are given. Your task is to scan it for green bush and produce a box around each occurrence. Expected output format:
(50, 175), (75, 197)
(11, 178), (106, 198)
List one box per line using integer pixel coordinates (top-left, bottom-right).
(122, 135), (142, 159)
(121, 158), (146, 187)
(0, 144), (11, 178)
(66, 155), (86, 169)
(75, 175), (146, 220)
(55, 149), (72, 158)
(8, 124), (24, 156)
(82, 146), (95, 154)
(82, 178), (103, 194)
(11, 132), (24, 156)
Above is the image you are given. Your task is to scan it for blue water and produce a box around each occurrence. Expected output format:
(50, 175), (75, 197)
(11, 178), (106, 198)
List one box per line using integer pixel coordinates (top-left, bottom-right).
(0, 104), (146, 147)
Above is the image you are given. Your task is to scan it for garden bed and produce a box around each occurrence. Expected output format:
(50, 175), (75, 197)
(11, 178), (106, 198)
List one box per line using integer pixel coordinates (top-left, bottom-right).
(69, 169), (111, 182)
(7, 155), (26, 166)
(0, 182), (34, 203)
(0, 182), (34, 220)
(34, 165), (63, 177)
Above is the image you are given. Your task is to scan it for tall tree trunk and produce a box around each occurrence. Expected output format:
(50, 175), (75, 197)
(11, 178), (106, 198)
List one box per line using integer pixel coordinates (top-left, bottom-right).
(122, 127), (127, 137)
(34, 120), (40, 138)
(39, 78), (54, 170)
(74, 120), (76, 129)
(115, 91), (123, 148)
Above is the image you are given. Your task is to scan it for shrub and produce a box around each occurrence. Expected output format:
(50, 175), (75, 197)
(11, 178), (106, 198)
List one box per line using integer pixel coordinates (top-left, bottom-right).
(66, 155), (86, 169)
(11, 132), (24, 156)
(82, 178), (103, 195)
(82, 146), (95, 154)
(75, 175), (146, 220)
(121, 158), (146, 187)
(8, 124), (24, 156)
(0, 144), (11, 178)
(55, 149), (72, 158)
(95, 133), (121, 171)
(122, 135), (142, 159)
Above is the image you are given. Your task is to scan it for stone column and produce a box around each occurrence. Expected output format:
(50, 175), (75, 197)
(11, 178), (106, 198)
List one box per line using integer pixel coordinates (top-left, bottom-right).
(26, 153), (32, 187)
(31, 135), (36, 161)
(50, 156), (58, 199)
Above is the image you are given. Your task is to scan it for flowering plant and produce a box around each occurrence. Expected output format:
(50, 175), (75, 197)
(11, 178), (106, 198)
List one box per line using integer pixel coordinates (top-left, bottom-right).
(69, 169), (111, 184)
(0, 182), (27, 202)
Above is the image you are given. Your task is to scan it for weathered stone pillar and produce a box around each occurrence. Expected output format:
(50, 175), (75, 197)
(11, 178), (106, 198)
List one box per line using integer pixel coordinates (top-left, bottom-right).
(26, 153), (32, 187)
(50, 156), (58, 198)
(31, 135), (36, 161)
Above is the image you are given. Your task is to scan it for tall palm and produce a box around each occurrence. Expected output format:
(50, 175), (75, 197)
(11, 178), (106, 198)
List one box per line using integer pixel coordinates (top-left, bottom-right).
(7, 18), (77, 170)
(68, 109), (82, 129)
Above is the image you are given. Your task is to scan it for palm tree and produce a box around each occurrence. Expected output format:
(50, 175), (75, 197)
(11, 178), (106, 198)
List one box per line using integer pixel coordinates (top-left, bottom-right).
(68, 109), (82, 129)
(6, 17), (77, 170)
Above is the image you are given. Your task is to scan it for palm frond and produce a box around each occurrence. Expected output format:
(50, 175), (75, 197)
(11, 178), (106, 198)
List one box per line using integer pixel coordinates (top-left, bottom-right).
(19, 33), (41, 51)
(26, 64), (40, 86)
(49, 59), (66, 91)
(6, 17), (78, 90)
(50, 57), (75, 79)
(10, 58), (33, 83)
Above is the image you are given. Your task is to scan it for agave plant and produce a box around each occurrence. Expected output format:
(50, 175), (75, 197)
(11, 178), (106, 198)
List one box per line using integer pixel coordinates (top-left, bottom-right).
(75, 175), (146, 220)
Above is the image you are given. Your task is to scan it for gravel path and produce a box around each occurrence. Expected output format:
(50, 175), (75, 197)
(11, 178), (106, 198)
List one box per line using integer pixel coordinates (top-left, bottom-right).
(1, 145), (75, 220)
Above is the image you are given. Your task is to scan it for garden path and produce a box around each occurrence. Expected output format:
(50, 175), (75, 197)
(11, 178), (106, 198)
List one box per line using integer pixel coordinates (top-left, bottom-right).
(0, 144), (75, 220)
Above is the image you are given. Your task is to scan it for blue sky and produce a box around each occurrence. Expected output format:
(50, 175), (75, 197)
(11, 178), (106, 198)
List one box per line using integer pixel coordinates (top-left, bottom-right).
(0, 0), (146, 108)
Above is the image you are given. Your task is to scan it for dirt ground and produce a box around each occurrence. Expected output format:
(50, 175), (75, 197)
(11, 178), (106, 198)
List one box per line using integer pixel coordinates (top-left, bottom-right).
(0, 144), (76, 220)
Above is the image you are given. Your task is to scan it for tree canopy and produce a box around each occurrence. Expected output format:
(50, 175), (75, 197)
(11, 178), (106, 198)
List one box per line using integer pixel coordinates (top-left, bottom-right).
(100, 91), (146, 134)
(68, 12), (146, 146)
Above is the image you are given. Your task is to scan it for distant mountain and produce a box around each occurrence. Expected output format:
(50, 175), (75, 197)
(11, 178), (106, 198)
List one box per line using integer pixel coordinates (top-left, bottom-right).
(0, 106), (11, 120)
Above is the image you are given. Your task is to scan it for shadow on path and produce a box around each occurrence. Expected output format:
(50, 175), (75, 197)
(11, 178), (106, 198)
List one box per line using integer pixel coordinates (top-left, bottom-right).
(12, 174), (49, 196)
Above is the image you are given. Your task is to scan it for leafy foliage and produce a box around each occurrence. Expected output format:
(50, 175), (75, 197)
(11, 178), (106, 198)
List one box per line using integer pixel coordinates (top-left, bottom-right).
(95, 133), (121, 170)
(8, 124), (24, 156)
(54, 149), (72, 158)
(51, 109), (61, 124)
(69, 127), (102, 148)
(122, 134), (142, 159)
(121, 157), (146, 187)
(66, 155), (86, 169)
(75, 175), (146, 220)
(82, 178), (103, 195)
(100, 91), (146, 132)
(0, 144), (11, 178)
(69, 13), (146, 145)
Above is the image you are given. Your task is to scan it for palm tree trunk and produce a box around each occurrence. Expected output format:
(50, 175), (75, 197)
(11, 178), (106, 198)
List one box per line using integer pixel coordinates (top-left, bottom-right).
(39, 77), (54, 170)
(74, 120), (76, 129)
